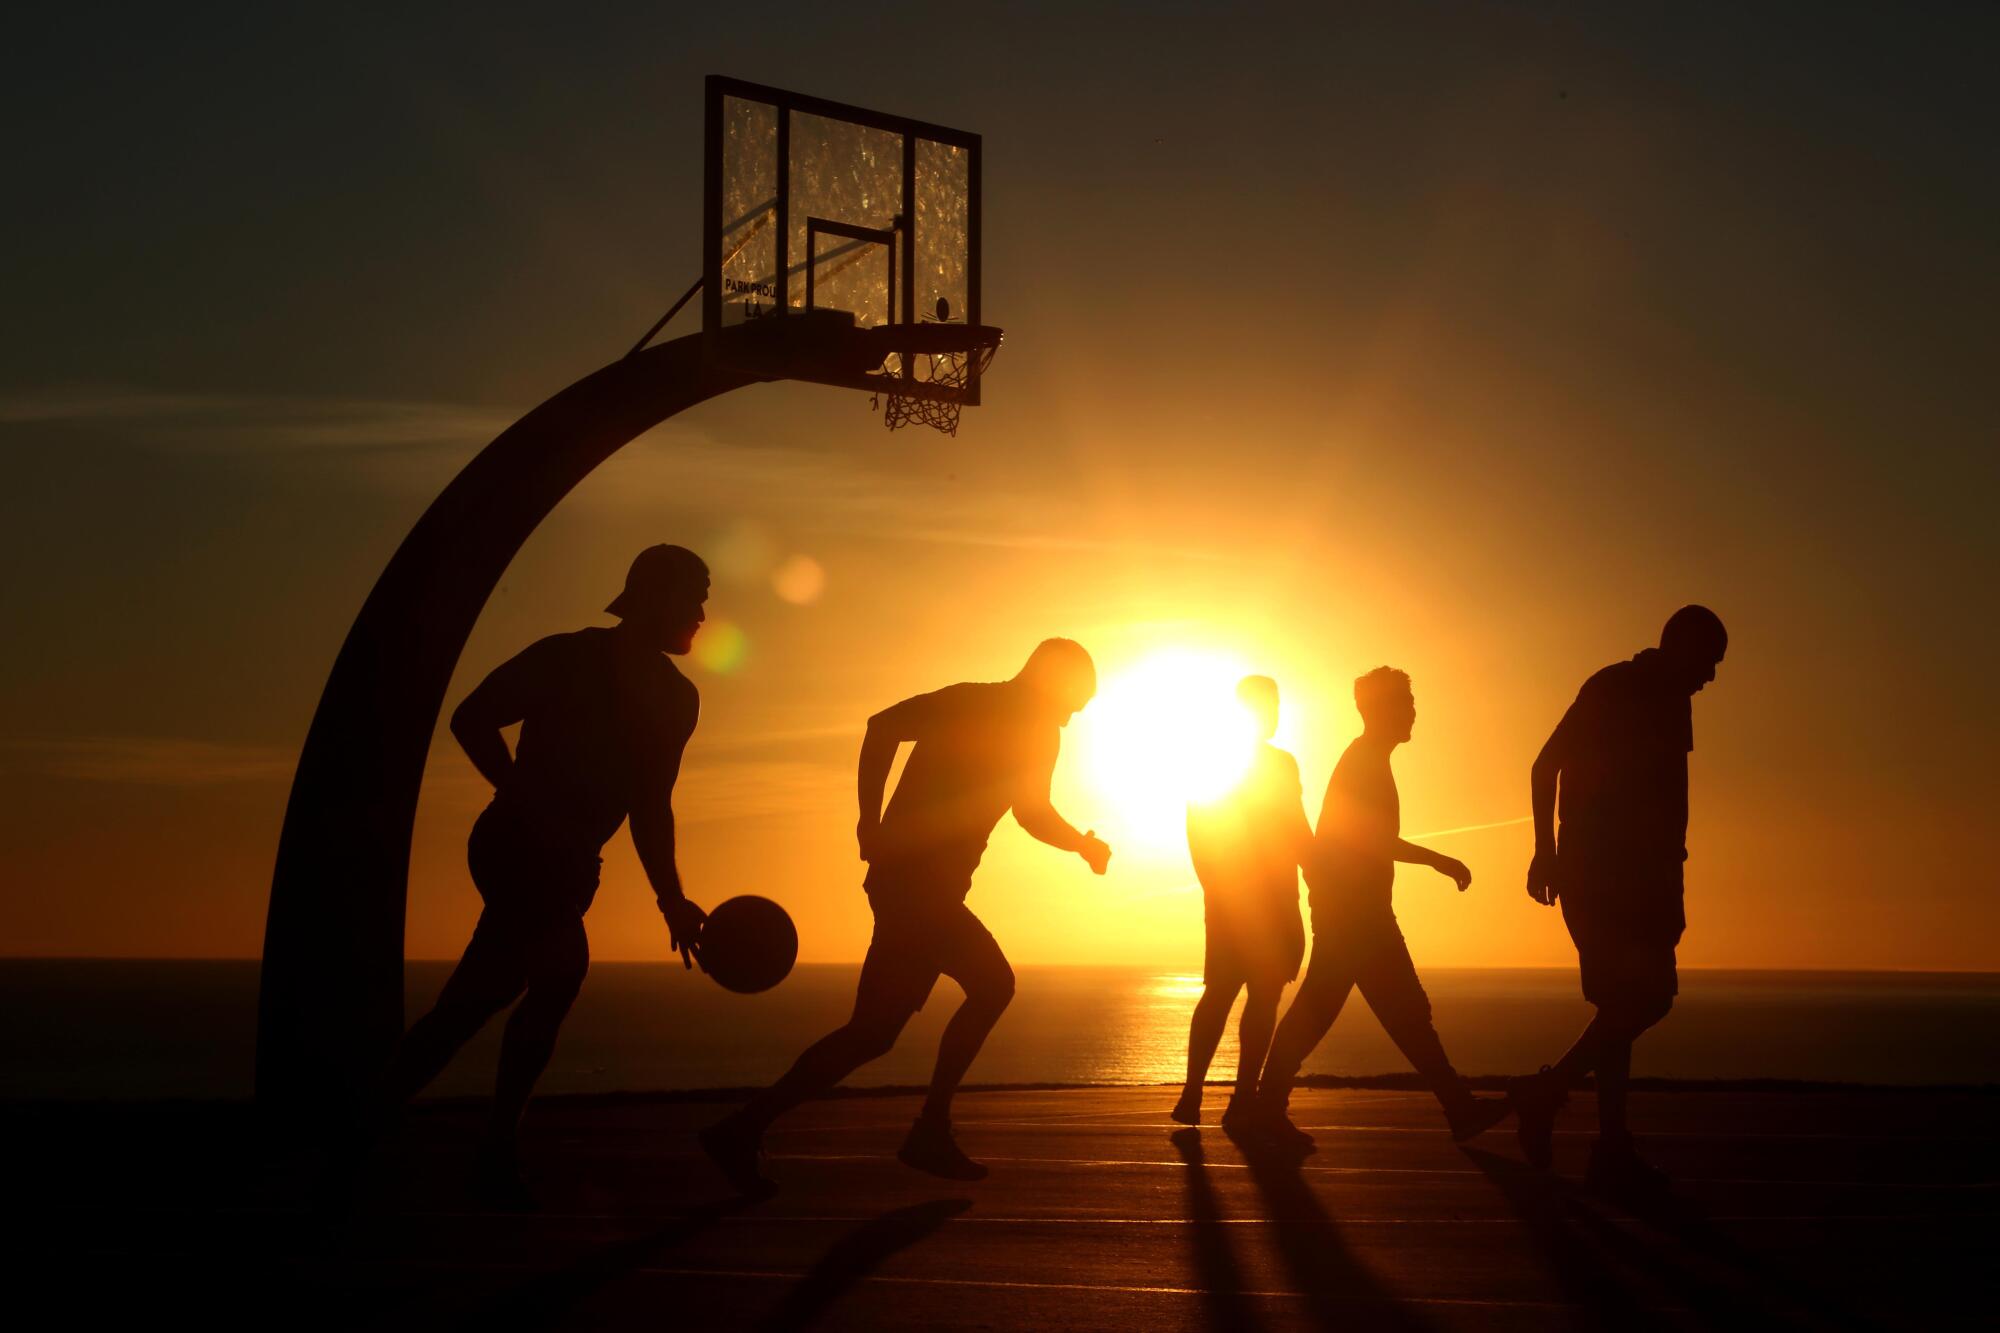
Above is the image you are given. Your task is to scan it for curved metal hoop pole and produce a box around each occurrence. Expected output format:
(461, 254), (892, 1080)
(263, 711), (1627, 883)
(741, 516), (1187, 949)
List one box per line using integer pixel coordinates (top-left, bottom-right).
(255, 334), (756, 1117)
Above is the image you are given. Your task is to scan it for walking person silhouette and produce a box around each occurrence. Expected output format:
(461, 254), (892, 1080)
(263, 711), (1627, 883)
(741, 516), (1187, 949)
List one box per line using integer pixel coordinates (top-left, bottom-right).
(1251, 668), (1508, 1149)
(701, 640), (1110, 1188)
(1509, 606), (1728, 1197)
(1173, 675), (1311, 1128)
(372, 545), (712, 1206)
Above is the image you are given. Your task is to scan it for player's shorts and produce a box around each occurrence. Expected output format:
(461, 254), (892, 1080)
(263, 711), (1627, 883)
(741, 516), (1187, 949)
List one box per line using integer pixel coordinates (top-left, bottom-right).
(428, 806), (602, 1025)
(853, 893), (1013, 1026)
(469, 803), (604, 914)
(1202, 897), (1306, 990)
(1558, 860), (1685, 1012)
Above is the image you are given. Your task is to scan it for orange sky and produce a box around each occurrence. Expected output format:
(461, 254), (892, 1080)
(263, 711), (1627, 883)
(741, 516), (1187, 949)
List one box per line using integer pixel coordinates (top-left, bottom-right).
(2, 6), (1993, 971)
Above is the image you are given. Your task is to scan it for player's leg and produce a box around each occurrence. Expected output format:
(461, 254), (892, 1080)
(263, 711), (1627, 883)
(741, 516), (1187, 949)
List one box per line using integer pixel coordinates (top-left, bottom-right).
(701, 910), (926, 1191)
(914, 906), (1015, 1123)
(1176, 937), (1244, 1124)
(1583, 989), (1674, 1196)
(1254, 935), (1358, 1147)
(1515, 888), (1677, 1173)
(889, 906), (1014, 1180)
(1231, 975), (1283, 1124)
(1355, 922), (1506, 1142)
(487, 906), (589, 1150)
(382, 909), (531, 1108)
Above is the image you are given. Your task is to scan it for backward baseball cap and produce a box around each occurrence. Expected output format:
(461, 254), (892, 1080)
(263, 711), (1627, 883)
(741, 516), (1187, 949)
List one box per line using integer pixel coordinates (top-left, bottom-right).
(606, 544), (710, 618)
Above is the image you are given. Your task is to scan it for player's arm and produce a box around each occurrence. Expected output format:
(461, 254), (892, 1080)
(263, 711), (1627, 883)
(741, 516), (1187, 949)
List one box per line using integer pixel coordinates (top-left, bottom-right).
(1525, 703), (1577, 906)
(856, 692), (933, 861)
(1392, 837), (1472, 892)
(448, 641), (550, 793)
(1281, 753), (1315, 870)
(1012, 731), (1111, 874)
(630, 694), (705, 968)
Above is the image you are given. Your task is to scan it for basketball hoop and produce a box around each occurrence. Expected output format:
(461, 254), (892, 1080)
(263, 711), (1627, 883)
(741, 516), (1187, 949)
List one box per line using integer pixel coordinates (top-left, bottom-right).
(869, 322), (1003, 437)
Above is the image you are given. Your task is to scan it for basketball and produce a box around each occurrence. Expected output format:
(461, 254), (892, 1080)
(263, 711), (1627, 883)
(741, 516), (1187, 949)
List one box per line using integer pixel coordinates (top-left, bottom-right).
(698, 895), (799, 994)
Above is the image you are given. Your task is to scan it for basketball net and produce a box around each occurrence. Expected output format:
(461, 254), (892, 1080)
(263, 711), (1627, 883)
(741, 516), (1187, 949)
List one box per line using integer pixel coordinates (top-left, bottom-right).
(876, 340), (998, 437)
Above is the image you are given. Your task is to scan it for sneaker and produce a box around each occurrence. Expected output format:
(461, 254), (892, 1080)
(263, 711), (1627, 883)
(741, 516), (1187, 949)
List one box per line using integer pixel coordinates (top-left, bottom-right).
(1170, 1087), (1203, 1126)
(1242, 1098), (1314, 1153)
(1508, 1067), (1567, 1170)
(897, 1116), (988, 1181)
(699, 1115), (773, 1196)
(1444, 1094), (1511, 1144)
(1586, 1135), (1671, 1203)
(1219, 1092), (1257, 1131)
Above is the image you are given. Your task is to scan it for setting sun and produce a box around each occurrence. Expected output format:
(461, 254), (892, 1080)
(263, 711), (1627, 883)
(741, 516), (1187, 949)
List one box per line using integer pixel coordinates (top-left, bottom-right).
(1073, 649), (1269, 857)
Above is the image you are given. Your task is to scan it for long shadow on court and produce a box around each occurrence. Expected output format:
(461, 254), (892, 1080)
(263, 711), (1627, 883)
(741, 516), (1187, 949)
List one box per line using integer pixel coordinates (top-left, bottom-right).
(1462, 1148), (1850, 1330)
(757, 1197), (972, 1331)
(1171, 1128), (1270, 1333)
(1232, 1131), (1430, 1332)
(464, 1195), (758, 1330)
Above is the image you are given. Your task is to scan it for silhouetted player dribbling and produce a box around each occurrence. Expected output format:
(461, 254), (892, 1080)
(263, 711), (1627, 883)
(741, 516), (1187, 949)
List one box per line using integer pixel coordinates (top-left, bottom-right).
(1510, 606), (1727, 1197)
(1174, 675), (1311, 1128)
(1252, 668), (1507, 1148)
(376, 545), (711, 1205)
(704, 640), (1110, 1187)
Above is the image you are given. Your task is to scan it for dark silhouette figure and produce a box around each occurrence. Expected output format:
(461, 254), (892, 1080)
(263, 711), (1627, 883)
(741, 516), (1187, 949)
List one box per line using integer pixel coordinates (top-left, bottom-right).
(259, 337), (752, 1118)
(1253, 667), (1507, 1148)
(373, 545), (712, 1204)
(1174, 676), (1311, 1129)
(701, 640), (1110, 1187)
(1509, 606), (1728, 1197)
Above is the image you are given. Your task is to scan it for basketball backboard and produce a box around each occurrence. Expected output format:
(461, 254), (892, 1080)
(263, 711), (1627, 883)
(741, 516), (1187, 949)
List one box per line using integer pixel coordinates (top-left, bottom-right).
(703, 76), (986, 414)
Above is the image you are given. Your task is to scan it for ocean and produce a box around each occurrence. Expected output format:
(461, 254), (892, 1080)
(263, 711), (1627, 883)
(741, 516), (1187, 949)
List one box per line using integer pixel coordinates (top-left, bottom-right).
(3, 961), (1996, 1101)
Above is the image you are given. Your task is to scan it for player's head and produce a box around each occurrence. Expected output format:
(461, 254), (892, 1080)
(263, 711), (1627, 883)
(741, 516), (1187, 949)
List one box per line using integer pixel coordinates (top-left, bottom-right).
(1355, 666), (1415, 743)
(607, 544), (710, 653)
(1018, 638), (1097, 725)
(1237, 675), (1279, 741)
(1659, 605), (1727, 695)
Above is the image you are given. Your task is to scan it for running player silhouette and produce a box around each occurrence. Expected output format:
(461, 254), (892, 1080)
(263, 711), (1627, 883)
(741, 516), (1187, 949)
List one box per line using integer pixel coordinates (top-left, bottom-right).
(375, 545), (711, 1205)
(702, 640), (1109, 1187)
(1510, 606), (1728, 1197)
(1252, 668), (1507, 1149)
(1173, 675), (1310, 1128)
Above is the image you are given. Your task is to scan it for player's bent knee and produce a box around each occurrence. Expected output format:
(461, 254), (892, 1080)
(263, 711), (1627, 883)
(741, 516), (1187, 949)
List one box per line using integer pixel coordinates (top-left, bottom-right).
(848, 1018), (904, 1061)
(974, 963), (1016, 1013)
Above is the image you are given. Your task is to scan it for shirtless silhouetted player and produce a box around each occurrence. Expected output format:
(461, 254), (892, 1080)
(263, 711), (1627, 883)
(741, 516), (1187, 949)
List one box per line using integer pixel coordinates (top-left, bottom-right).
(703, 640), (1110, 1186)
(377, 545), (711, 1202)
(1253, 668), (1507, 1148)
(1510, 606), (1728, 1196)
(1173, 675), (1310, 1128)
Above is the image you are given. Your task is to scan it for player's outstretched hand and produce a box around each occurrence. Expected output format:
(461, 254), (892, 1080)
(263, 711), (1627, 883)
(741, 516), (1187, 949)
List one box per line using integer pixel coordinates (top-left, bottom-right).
(1079, 831), (1112, 876)
(1437, 855), (1472, 892)
(664, 898), (708, 970)
(1524, 851), (1560, 907)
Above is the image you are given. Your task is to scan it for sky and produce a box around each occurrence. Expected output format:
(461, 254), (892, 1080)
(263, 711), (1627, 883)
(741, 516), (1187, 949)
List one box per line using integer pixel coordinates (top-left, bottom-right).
(2, 3), (1995, 971)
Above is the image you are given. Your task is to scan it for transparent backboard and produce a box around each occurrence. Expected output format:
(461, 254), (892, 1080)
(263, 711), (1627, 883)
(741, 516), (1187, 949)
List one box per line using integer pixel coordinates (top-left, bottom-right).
(704, 77), (982, 405)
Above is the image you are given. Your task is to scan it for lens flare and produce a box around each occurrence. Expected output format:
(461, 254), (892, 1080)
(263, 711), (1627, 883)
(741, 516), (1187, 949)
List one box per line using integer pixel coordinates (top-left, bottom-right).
(692, 619), (749, 674)
(771, 554), (826, 604)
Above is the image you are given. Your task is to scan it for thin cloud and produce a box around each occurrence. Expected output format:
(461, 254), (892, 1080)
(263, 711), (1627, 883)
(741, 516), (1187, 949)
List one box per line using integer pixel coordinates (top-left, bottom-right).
(0, 387), (514, 453)
(10, 736), (296, 786)
(0, 388), (1227, 558)
(674, 758), (850, 824)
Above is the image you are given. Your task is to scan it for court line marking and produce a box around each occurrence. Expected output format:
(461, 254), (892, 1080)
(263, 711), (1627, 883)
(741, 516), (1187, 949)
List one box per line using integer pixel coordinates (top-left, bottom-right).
(761, 1119), (1994, 1143)
(761, 1151), (2000, 1189)
(302, 1256), (1671, 1312)
(355, 1210), (2000, 1226)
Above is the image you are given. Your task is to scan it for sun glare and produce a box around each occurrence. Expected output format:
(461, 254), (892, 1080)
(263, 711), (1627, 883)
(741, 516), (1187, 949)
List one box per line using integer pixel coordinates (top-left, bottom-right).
(1074, 649), (1264, 857)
